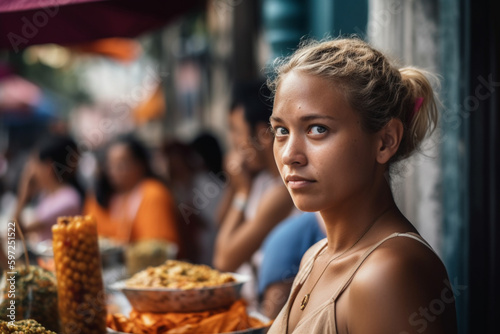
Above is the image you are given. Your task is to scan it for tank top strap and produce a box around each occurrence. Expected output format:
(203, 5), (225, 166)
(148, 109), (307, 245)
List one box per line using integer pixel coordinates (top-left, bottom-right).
(331, 232), (435, 302)
(295, 239), (329, 287)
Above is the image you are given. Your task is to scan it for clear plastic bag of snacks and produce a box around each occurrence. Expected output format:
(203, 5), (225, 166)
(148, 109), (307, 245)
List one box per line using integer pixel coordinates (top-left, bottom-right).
(0, 265), (59, 332)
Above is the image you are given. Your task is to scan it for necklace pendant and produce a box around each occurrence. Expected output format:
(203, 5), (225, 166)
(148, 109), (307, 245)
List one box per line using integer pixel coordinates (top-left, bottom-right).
(300, 294), (310, 311)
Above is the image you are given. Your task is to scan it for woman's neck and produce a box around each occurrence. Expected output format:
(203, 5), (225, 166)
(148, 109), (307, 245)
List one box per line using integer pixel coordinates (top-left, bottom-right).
(319, 178), (396, 255)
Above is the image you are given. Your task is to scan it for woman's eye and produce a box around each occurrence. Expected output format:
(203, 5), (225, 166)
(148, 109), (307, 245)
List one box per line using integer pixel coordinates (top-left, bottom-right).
(308, 125), (327, 135)
(274, 127), (289, 137)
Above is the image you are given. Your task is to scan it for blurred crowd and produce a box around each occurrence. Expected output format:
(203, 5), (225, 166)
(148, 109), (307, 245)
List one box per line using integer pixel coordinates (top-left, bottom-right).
(0, 79), (326, 319)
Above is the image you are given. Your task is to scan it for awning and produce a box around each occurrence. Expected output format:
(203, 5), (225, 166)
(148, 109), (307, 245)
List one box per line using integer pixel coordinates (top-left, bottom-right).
(0, 0), (205, 51)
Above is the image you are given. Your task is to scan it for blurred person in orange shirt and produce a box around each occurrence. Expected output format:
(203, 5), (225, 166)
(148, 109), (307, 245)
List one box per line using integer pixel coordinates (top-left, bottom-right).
(84, 134), (180, 249)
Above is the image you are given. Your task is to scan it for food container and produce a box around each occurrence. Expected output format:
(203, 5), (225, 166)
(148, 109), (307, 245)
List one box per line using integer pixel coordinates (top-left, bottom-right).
(0, 265), (59, 332)
(227, 311), (271, 334)
(1, 319), (58, 334)
(106, 311), (271, 334)
(109, 273), (250, 313)
(52, 216), (107, 334)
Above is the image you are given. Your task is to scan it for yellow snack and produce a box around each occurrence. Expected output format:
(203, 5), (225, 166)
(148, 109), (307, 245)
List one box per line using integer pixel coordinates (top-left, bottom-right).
(0, 266), (59, 332)
(52, 215), (106, 334)
(0, 319), (57, 333)
(126, 260), (235, 289)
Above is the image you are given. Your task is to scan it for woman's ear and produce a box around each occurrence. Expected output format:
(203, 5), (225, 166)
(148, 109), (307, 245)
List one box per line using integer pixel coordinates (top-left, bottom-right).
(376, 118), (403, 164)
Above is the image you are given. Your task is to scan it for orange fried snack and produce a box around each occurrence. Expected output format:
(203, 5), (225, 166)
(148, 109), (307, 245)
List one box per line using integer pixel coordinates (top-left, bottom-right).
(107, 313), (135, 333)
(106, 300), (270, 334)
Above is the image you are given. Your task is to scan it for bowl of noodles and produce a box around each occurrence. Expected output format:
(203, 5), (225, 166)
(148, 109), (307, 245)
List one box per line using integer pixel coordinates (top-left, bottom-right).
(109, 260), (251, 313)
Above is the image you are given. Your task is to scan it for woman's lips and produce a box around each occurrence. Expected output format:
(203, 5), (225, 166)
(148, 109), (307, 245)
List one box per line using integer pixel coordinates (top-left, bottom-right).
(285, 175), (316, 189)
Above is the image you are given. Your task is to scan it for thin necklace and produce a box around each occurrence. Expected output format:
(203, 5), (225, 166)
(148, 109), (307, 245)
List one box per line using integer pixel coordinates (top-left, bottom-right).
(299, 208), (391, 311)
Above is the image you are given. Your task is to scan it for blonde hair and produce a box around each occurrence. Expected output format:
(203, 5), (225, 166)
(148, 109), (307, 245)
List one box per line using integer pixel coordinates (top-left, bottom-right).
(268, 38), (439, 163)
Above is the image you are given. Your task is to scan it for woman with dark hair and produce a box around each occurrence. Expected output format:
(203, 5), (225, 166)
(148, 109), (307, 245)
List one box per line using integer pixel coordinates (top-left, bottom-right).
(84, 134), (180, 247)
(13, 134), (83, 242)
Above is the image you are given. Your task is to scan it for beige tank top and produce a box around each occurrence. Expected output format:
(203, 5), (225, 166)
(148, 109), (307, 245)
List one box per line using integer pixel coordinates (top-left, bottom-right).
(267, 232), (437, 334)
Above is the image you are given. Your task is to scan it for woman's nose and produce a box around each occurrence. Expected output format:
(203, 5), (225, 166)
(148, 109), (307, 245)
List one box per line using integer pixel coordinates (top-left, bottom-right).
(280, 135), (307, 166)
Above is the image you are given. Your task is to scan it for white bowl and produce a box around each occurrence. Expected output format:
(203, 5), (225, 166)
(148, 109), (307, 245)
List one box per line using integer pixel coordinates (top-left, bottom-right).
(109, 273), (250, 313)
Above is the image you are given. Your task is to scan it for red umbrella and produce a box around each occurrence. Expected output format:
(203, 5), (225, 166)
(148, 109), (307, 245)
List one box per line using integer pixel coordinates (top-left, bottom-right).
(0, 0), (205, 51)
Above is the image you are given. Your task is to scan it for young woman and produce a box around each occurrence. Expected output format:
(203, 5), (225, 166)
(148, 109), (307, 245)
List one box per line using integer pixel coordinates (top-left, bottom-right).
(13, 135), (83, 242)
(267, 39), (457, 333)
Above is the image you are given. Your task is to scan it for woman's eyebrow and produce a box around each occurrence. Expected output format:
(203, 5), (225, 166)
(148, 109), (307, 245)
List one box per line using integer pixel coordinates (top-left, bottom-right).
(300, 114), (337, 121)
(269, 115), (283, 123)
(270, 114), (337, 123)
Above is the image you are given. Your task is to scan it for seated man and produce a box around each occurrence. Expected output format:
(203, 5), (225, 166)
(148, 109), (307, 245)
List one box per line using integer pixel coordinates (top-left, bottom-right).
(213, 80), (298, 309)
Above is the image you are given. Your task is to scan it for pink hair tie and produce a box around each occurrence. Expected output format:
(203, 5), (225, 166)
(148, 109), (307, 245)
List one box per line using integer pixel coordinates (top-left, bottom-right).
(410, 97), (424, 122)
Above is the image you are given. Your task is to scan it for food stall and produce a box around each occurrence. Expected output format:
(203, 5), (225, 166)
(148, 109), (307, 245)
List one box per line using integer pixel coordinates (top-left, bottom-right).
(0, 1), (273, 332)
(1, 216), (271, 333)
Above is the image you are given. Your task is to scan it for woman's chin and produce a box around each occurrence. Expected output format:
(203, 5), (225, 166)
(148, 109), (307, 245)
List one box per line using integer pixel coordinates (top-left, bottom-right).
(292, 199), (325, 213)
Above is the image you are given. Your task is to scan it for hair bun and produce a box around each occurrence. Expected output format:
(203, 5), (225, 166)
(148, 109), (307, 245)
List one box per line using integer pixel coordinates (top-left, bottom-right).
(398, 67), (440, 160)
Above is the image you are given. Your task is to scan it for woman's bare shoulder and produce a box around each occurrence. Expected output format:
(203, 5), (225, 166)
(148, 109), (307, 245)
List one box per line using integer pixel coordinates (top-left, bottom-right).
(345, 234), (457, 334)
(365, 233), (446, 275)
(351, 233), (450, 299)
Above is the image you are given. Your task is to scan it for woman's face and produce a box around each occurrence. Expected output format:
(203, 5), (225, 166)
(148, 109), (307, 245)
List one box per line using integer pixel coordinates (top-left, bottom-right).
(271, 71), (379, 212)
(106, 143), (145, 192)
